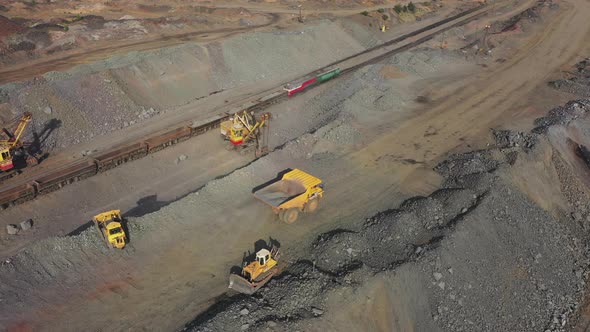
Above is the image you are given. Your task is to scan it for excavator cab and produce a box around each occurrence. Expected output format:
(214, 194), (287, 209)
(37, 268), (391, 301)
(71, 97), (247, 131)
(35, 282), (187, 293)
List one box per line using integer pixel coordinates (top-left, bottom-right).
(229, 124), (245, 145)
(0, 147), (13, 171)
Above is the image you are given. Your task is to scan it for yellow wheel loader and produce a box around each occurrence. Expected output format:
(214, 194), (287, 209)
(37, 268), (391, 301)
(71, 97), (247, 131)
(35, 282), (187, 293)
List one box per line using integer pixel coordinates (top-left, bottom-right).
(229, 245), (281, 295)
(220, 111), (270, 157)
(93, 210), (127, 249)
(253, 169), (324, 224)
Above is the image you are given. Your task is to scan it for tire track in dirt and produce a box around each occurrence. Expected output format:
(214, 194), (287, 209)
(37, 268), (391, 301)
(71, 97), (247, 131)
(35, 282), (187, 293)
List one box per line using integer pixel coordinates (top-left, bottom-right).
(353, 0), (590, 176)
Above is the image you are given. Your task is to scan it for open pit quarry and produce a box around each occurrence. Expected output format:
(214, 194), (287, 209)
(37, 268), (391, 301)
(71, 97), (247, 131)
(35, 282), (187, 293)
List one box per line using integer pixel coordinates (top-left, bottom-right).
(1, 0), (590, 331)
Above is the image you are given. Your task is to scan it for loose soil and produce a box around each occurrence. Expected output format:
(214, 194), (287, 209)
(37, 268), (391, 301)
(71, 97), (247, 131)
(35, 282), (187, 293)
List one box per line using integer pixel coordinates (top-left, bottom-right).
(1, 0), (590, 331)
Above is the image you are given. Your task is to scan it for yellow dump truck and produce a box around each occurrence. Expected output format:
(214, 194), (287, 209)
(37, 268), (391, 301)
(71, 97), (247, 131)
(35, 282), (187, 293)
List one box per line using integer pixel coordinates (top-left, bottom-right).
(253, 169), (323, 224)
(93, 210), (127, 249)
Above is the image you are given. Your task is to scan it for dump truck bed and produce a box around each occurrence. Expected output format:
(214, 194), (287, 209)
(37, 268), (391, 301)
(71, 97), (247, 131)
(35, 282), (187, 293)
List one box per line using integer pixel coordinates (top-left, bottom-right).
(253, 169), (321, 208)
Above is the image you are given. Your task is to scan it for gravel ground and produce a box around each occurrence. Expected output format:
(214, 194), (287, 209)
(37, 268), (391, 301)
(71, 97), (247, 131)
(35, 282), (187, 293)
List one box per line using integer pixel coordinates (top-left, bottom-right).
(549, 59), (590, 97)
(182, 151), (586, 332)
(0, 18), (372, 155)
(533, 99), (590, 133)
(2, 71), (590, 331)
(181, 99), (590, 332)
(213, 21), (366, 90)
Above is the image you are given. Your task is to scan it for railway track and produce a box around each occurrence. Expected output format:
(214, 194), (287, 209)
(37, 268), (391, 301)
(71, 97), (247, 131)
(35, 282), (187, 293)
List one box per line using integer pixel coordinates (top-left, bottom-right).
(0, 4), (494, 210)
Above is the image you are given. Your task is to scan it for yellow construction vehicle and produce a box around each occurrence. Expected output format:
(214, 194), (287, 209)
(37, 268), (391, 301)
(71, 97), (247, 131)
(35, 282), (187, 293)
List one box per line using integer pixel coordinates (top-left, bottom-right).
(0, 112), (33, 173)
(253, 169), (324, 224)
(220, 111), (271, 157)
(93, 210), (127, 249)
(229, 245), (281, 294)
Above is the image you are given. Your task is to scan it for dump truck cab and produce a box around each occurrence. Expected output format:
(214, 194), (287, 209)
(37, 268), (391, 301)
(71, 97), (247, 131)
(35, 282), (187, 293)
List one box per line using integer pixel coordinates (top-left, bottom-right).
(105, 222), (125, 248)
(253, 169), (324, 224)
(93, 210), (127, 249)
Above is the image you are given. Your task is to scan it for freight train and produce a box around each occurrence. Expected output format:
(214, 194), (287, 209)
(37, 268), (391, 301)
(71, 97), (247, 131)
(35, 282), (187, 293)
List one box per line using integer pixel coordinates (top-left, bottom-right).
(284, 68), (341, 97)
(0, 67), (342, 209)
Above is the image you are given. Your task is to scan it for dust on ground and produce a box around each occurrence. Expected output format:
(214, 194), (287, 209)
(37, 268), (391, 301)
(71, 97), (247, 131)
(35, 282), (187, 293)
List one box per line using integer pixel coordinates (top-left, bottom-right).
(1, 0), (590, 331)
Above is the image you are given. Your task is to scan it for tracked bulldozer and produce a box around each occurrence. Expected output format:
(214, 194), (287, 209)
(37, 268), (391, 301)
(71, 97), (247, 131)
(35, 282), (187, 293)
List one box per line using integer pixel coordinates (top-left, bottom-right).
(229, 245), (280, 295)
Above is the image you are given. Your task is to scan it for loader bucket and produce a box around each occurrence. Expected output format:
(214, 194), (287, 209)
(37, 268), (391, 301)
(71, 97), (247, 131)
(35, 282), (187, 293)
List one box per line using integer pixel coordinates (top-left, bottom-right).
(228, 271), (275, 295)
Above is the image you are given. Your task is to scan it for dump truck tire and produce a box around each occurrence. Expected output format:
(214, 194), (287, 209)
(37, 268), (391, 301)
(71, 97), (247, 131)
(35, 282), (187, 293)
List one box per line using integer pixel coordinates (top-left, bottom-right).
(304, 198), (320, 213)
(282, 209), (299, 224)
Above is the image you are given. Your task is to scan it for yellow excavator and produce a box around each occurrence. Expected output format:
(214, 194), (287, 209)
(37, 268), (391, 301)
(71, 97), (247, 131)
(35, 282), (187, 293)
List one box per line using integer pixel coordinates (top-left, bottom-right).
(229, 245), (281, 294)
(220, 111), (271, 157)
(93, 210), (127, 249)
(0, 112), (33, 174)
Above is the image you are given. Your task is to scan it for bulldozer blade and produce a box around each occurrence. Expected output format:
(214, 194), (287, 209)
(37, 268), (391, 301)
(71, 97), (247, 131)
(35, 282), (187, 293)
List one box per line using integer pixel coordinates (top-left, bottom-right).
(228, 274), (257, 295)
(228, 271), (275, 295)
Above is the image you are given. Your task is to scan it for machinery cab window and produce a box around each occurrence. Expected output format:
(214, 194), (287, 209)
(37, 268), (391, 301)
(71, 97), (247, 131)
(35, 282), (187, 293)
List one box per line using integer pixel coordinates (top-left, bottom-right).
(232, 128), (243, 138)
(0, 150), (8, 162)
(109, 227), (123, 235)
(256, 250), (271, 266)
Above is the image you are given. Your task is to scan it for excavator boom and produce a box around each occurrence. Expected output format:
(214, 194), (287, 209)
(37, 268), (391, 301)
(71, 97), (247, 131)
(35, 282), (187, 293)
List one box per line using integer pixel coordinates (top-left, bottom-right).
(1, 112), (32, 147)
(220, 111), (270, 156)
(0, 112), (33, 172)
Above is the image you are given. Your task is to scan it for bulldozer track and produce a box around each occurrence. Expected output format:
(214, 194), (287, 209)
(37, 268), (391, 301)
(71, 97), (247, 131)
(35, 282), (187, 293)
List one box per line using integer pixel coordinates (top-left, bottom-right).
(0, 4), (493, 210)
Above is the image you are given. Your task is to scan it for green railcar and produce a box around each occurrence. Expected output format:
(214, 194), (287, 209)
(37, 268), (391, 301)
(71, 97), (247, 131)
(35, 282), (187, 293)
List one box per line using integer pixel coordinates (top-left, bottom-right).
(316, 68), (341, 83)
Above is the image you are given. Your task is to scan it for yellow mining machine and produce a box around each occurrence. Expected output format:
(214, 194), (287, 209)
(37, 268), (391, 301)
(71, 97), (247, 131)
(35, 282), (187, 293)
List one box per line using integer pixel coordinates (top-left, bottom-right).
(229, 245), (281, 294)
(220, 110), (270, 157)
(253, 169), (324, 224)
(93, 210), (127, 249)
(0, 112), (34, 174)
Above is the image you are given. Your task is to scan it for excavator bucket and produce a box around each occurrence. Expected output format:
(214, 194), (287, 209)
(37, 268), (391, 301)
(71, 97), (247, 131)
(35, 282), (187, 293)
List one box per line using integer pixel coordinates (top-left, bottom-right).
(228, 269), (277, 295)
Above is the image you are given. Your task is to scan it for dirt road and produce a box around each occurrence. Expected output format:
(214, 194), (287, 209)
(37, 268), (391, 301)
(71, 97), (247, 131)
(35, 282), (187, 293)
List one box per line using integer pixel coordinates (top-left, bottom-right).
(354, 0), (590, 179)
(0, 4), (485, 202)
(0, 0), (452, 85)
(0, 13), (280, 85)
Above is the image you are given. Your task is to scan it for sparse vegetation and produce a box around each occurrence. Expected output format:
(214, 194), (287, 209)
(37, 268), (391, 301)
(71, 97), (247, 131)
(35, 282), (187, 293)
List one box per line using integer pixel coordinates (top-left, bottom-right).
(72, 14), (83, 22)
(377, 8), (385, 13)
(361, 10), (369, 16)
(394, 2), (417, 15)
(382, 15), (389, 21)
